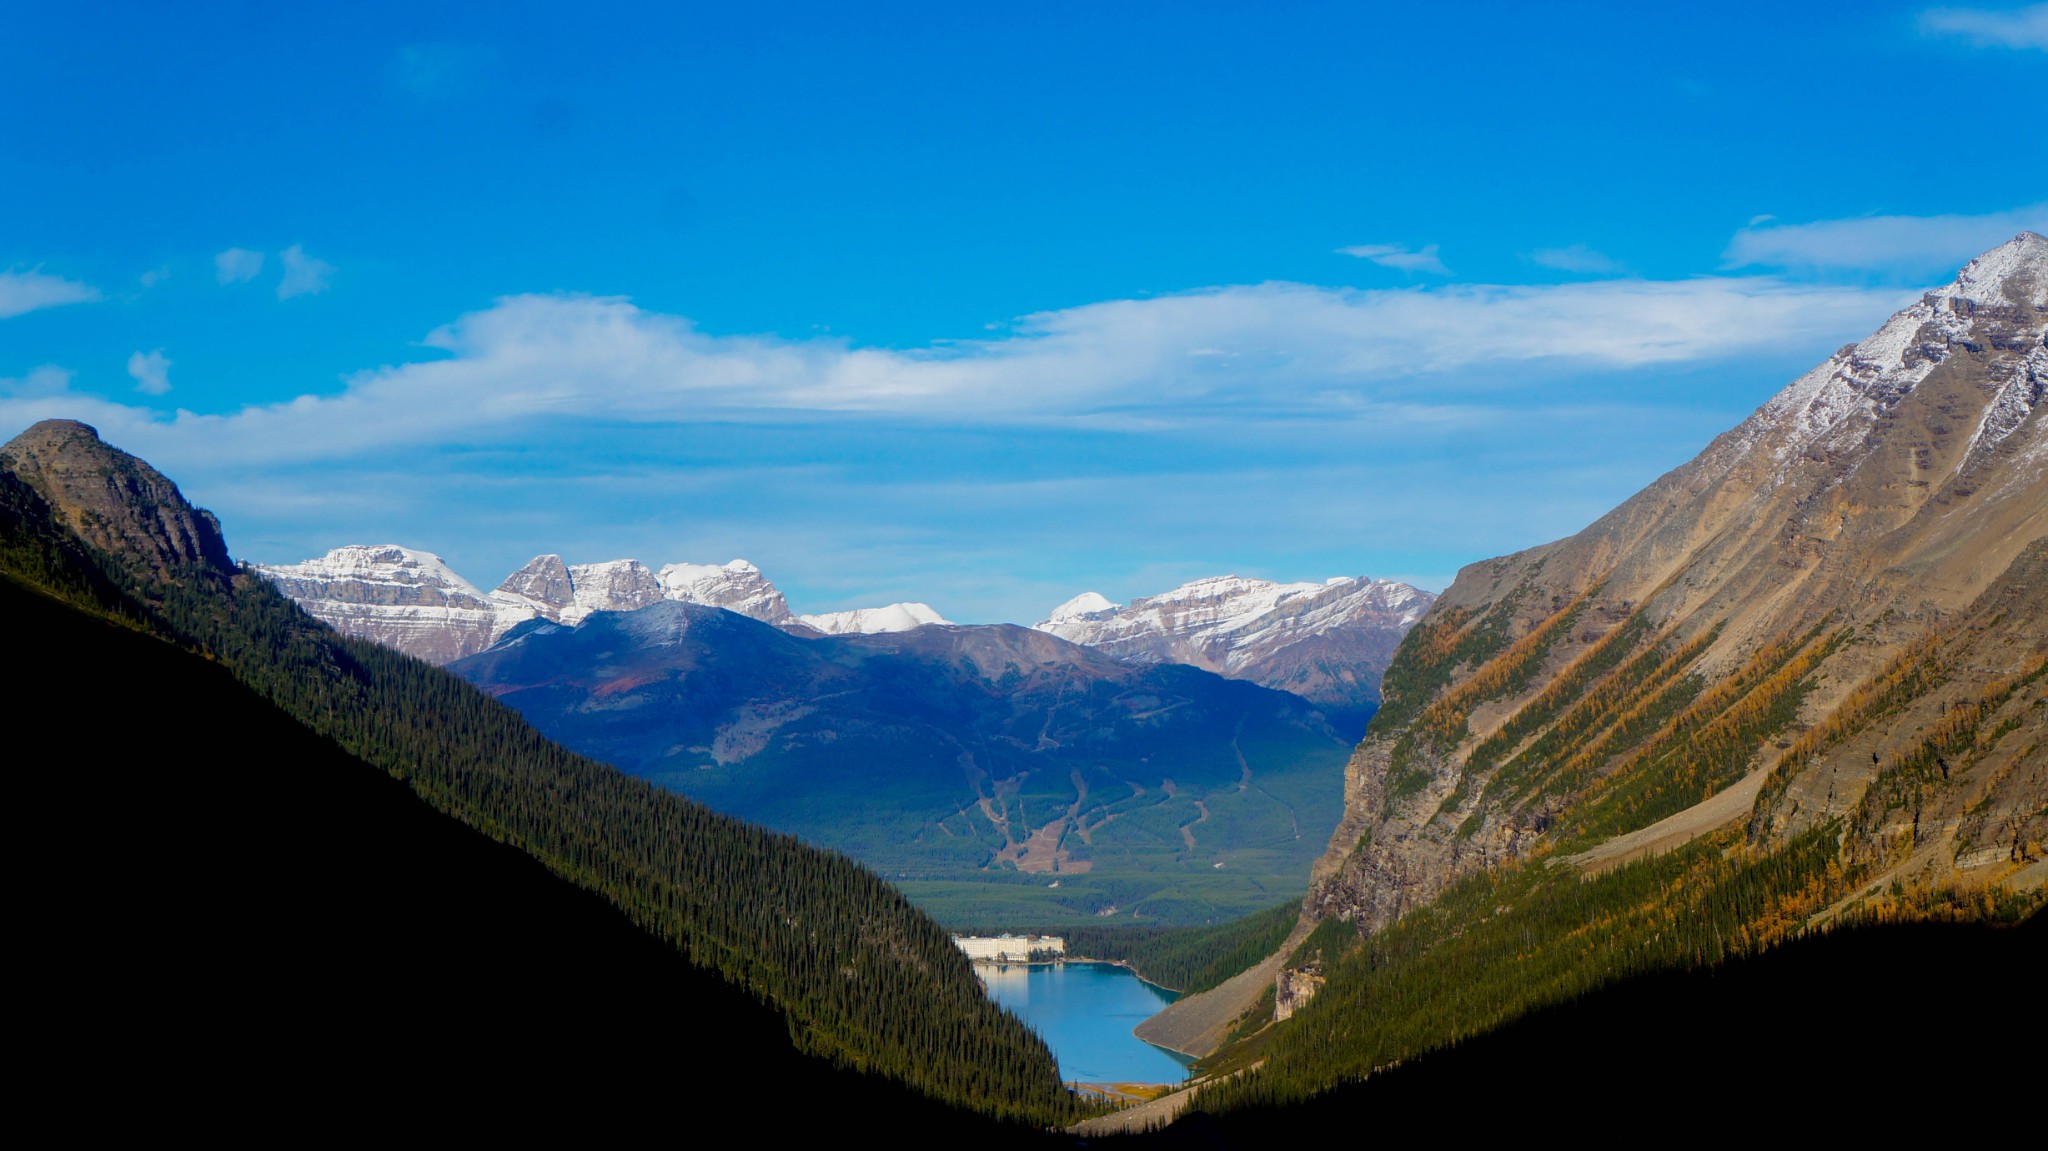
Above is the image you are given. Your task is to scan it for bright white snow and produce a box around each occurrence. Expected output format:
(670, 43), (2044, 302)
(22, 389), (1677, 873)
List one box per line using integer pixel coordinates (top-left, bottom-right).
(799, 602), (953, 634)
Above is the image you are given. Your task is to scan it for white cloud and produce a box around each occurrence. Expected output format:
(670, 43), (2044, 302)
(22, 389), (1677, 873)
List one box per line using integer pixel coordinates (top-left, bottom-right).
(0, 365), (151, 445)
(1337, 243), (1450, 274)
(215, 248), (265, 284)
(1724, 204), (2048, 273)
(277, 244), (336, 299)
(1920, 4), (2048, 49)
(1, 365), (78, 397)
(0, 269), (100, 319)
(127, 349), (172, 395)
(140, 266), (170, 288)
(59, 274), (1909, 470)
(1530, 245), (1626, 274)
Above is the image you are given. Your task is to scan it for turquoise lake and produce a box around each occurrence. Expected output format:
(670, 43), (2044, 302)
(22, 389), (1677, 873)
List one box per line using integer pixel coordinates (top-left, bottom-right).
(980, 962), (1194, 1085)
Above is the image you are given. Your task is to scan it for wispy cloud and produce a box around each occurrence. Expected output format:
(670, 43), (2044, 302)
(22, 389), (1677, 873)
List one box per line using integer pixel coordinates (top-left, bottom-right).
(1530, 245), (1626, 274)
(0, 269), (100, 319)
(1724, 204), (2048, 274)
(1, 365), (78, 397)
(2, 272), (1930, 622)
(1337, 243), (1450, 274)
(215, 248), (265, 284)
(277, 245), (336, 299)
(1920, 4), (2048, 49)
(127, 349), (172, 395)
(34, 274), (1908, 471)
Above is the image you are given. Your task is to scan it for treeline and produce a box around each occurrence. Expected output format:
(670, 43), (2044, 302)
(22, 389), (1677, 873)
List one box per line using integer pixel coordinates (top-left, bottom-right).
(1013, 901), (1300, 994)
(1560, 626), (1842, 843)
(1197, 826), (1889, 1112)
(1411, 582), (1600, 748)
(0, 447), (1080, 1128)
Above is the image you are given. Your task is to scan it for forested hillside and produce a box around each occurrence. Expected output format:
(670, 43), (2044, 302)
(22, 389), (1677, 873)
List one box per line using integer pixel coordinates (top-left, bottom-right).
(1181, 238), (2047, 1123)
(1, 420), (1077, 1131)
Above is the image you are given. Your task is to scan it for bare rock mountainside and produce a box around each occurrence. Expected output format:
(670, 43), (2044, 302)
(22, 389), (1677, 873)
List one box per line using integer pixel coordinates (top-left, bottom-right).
(0, 418), (234, 580)
(255, 549), (805, 663)
(1309, 233), (2048, 938)
(1039, 575), (1434, 730)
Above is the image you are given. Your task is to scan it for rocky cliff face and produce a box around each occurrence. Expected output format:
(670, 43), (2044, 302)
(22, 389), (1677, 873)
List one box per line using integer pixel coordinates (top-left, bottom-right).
(256, 545), (500, 666)
(1038, 575), (1434, 727)
(654, 559), (801, 627)
(1307, 234), (2048, 939)
(490, 555), (667, 632)
(0, 419), (234, 582)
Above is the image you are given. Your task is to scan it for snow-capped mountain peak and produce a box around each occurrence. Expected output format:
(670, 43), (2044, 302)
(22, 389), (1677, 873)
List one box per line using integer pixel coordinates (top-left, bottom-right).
(799, 602), (952, 635)
(1744, 231), (2046, 480)
(252, 544), (498, 665)
(1046, 591), (1119, 623)
(1035, 573), (1436, 723)
(489, 554), (665, 634)
(656, 559), (797, 626)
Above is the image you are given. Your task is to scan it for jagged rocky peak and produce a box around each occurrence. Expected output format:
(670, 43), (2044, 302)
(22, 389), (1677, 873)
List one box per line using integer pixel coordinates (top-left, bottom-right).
(496, 553), (576, 607)
(799, 602), (953, 635)
(657, 559), (797, 626)
(491, 554), (664, 629)
(0, 419), (234, 580)
(572, 558), (665, 610)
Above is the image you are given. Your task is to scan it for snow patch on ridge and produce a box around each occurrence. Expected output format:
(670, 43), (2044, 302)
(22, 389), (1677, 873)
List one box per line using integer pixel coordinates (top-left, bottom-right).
(1742, 232), (2048, 480)
(799, 602), (952, 634)
(1037, 573), (1433, 676)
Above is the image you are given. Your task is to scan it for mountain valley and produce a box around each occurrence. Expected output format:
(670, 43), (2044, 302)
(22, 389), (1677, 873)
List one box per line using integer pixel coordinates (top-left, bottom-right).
(5, 237), (2042, 1140)
(451, 601), (1354, 924)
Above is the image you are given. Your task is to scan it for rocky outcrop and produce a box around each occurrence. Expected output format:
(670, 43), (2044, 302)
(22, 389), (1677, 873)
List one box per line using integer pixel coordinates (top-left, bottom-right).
(655, 560), (799, 627)
(1306, 234), (2048, 944)
(256, 545), (501, 666)
(490, 555), (666, 633)
(0, 419), (233, 582)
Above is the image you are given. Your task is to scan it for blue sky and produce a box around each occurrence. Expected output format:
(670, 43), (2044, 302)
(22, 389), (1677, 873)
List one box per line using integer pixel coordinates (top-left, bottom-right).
(4, 2), (2045, 621)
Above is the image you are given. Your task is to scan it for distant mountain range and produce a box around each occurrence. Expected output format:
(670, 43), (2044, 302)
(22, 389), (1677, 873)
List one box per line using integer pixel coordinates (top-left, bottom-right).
(258, 547), (1431, 734)
(452, 602), (1355, 924)
(1038, 575), (1433, 734)
(254, 547), (1429, 921)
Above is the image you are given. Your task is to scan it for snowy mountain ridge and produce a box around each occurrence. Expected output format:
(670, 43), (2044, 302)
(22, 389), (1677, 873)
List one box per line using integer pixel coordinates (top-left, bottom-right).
(258, 550), (1435, 722)
(254, 547), (829, 663)
(1035, 574), (1436, 726)
(1742, 231), (2047, 481)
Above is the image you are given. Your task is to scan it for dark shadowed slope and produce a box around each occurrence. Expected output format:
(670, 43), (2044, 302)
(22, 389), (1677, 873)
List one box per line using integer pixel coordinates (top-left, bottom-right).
(6, 573), (1062, 1138)
(1, 419), (1076, 1131)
